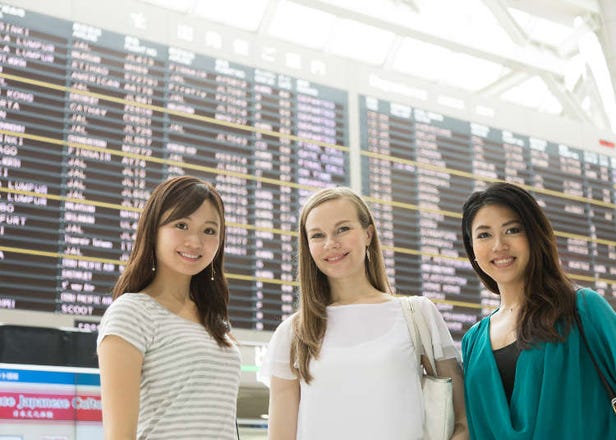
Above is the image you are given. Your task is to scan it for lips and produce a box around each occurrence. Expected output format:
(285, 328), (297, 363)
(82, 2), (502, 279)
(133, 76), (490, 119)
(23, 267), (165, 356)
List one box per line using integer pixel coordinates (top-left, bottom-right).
(491, 256), (515, 267)
(324, 253), (348, 262)
(179, 251), (201, 260)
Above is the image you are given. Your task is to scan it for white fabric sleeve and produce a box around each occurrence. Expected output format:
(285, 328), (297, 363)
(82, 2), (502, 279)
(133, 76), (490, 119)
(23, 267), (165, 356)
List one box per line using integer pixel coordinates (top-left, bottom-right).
(415, 296), (461, 363)
(96, 294), (156, 354)
(257, 314), (298, 388)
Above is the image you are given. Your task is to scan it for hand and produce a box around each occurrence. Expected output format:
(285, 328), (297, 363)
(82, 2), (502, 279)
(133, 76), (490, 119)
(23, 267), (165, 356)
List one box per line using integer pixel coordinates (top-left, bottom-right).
(449, 423), (469, 440)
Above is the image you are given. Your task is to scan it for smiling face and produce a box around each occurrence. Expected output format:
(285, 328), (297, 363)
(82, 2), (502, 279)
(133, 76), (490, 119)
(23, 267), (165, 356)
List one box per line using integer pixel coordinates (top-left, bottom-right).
(304, 198), (373, 282)
(470, 204), (530, 294)
(154, 199), (221, 281)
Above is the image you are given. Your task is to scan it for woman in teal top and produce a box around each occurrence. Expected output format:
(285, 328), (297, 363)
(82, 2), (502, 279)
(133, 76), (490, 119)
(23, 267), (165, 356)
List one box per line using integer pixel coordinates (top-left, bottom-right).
(460, 182), (616, 439)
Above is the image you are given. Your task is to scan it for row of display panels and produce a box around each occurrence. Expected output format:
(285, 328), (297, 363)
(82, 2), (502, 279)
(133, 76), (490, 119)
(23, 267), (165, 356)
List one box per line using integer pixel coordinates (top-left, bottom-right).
(0, 5), (614, 339)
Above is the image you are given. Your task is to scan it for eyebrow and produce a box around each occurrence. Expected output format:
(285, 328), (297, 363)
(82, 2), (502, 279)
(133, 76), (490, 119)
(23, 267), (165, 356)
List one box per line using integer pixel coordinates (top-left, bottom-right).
(473, 219), (520, 233)
(181, 214), (220, 227)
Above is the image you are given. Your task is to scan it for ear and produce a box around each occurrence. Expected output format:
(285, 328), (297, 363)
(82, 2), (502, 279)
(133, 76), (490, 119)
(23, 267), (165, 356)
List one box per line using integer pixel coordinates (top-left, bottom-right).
(365, 224), (374, 244)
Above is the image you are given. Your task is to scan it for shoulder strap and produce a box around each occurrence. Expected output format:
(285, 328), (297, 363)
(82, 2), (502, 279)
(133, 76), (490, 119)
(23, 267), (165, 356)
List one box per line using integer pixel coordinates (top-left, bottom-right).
(400, 296), (437, 374)
(574, 309), (616, 414)
(400, 296), (421, 367)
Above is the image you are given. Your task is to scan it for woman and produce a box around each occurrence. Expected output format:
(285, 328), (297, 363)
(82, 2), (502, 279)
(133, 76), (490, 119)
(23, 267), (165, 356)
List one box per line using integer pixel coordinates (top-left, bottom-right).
(259, 186), (467, 440)
(461, 181), (616, 439)
(97, 176), (240, 439)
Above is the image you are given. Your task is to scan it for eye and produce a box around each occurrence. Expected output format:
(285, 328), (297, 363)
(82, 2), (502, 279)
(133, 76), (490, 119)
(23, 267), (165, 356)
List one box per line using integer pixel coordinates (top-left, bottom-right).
(475, 231), (490, 240)
(203, 227), (217, 235)
(506, 225), (523, 234)
(309, 232), (324, 240)
(337, 225), (350, 234)
(174, 222), (188, 230)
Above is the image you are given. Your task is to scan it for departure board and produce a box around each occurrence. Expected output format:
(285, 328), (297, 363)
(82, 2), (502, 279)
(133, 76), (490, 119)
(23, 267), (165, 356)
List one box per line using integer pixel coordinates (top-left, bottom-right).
(360, 96), (616, 339)
(0, 7), (349, 330)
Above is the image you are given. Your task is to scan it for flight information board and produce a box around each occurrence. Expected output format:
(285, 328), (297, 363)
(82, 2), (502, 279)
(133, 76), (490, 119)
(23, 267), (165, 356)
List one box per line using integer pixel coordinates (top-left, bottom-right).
(0, 7), (349, 330)
(360, 96), (616, 339)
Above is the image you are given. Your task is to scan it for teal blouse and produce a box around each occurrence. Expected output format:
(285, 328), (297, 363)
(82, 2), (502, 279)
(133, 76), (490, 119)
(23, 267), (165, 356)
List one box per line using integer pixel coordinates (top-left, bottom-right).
(462, 288), (616, 439)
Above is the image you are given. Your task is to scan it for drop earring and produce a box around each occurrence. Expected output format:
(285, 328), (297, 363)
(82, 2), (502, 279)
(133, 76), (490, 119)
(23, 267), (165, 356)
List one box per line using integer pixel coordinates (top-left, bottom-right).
(152, 263), (156, 272)
(366, 246), (371, 262)
(210, 264), (215, 281)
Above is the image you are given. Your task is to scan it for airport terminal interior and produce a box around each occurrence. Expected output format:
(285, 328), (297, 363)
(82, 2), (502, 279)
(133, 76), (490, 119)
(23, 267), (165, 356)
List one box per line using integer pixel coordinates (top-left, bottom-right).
(0, 0), (615, 438)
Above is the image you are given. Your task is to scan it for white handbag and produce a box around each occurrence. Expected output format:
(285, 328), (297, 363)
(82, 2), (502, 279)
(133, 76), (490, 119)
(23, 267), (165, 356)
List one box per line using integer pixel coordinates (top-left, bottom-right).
(400, 296), (455, 440)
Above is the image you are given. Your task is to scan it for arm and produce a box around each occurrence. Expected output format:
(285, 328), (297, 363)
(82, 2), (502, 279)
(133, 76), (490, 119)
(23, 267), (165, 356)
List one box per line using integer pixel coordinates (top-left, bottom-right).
(435, 358), (469, 440)
(268, 376), (300, 440)
(98, 334), (143, 440)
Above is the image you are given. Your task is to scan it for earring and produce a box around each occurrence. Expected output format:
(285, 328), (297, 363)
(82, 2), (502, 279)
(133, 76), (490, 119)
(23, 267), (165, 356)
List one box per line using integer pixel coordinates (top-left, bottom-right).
(152, 263), (156, 272)
(366, 247), (371, 262)
(210, 264), (215, 281)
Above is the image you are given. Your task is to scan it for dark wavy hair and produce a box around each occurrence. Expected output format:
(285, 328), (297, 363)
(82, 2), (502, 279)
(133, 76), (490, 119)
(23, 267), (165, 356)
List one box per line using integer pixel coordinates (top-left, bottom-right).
(112, 176), (232, 347)
(461, 182), (576, 346)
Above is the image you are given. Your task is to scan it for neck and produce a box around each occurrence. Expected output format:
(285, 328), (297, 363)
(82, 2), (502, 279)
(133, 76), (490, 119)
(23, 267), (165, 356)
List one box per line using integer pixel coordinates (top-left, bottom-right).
(329, 278), (386, 305)
(498, 285), (525, 313)
(145, 275), (192, 305)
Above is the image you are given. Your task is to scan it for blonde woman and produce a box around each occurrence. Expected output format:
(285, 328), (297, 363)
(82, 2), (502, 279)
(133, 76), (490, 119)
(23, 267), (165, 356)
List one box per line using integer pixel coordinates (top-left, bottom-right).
(259, 187), (468, 440)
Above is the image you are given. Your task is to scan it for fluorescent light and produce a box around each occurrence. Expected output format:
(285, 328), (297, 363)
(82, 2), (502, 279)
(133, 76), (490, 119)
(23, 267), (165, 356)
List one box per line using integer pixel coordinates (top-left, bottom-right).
(475, 105), (495, 118)
(500, 76), (562, 115)
(508, 7), (574, 48)
(327, 18), (395, 65)
(392, 37), (508, 91)
(141, 0), (193, 12)
(577, 24), (616, 131)
(437, 95), (465, 110)
(193, 0), (270, 31)
(267, 1), (335, 50)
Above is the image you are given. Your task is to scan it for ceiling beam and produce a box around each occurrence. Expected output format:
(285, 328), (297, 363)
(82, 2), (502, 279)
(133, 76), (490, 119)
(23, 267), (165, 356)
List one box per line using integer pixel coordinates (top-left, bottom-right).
(540, 73), (594, 124)
(475, 70), (530, 96)
(290, 0), (569, 78)
(257, 0), (281, 36)
(481, 0), (529, 46)
(597, 0), (616, 123)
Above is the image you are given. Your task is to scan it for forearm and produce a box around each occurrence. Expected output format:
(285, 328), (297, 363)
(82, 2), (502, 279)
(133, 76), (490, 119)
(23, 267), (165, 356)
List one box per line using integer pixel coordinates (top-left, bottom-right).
(268, 377), (300, 440)
(98, 335), (142, 440)
(436, 358), (469, 440)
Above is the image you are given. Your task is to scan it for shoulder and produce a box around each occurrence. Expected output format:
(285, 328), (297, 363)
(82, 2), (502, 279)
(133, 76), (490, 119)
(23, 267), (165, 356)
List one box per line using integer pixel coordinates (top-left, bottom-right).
(406, 295), (442, 322)
(98, 293), (158, 351)
(462, 316), (489, 351)
(272, 312), (297, 338)
(102, 293), (156, 322)
(401, 294), (436, 313)
(576, 288), (614, 316)
(108, 292), (153, 310)
(575, 287), (616, 327)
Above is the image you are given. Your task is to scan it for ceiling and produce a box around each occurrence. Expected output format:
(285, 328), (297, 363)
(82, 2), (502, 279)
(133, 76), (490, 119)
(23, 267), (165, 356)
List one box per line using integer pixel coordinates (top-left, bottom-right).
(140, 0), (616, 135)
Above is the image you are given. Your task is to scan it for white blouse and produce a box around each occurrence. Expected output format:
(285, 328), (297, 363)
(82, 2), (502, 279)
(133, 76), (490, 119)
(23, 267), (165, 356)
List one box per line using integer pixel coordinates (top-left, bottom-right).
(258, 296), (460, 440)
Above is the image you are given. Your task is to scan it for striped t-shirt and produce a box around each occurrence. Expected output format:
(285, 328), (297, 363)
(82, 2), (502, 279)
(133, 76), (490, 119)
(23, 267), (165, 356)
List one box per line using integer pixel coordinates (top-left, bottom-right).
(97, 293), (241, 439)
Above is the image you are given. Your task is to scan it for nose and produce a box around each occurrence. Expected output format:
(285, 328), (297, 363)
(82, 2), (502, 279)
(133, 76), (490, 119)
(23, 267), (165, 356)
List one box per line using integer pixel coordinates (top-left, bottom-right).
(184, 231), (203, 248)
(492, 234), (509, 251)
(324, 236), (340, 249)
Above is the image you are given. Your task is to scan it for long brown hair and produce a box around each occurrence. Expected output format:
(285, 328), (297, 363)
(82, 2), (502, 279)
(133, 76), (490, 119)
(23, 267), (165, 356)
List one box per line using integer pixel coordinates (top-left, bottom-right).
(291, 187), (392, 382)
(112, 175), (232, 347)
(461, 182), (576, 347)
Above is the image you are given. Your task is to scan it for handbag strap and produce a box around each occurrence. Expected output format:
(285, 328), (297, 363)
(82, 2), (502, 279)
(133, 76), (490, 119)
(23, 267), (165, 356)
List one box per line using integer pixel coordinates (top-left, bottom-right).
(400, 296), (437, 374)
(574, 310), (616, 415)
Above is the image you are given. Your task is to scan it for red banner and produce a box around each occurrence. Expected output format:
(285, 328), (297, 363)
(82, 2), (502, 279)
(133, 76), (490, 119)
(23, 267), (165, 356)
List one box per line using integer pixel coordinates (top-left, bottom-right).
(0, 392), (102, 421)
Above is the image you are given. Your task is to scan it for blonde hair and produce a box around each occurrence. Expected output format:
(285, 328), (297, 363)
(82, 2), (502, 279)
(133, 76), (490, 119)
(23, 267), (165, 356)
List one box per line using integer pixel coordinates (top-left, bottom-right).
(291, 187), (391, 382)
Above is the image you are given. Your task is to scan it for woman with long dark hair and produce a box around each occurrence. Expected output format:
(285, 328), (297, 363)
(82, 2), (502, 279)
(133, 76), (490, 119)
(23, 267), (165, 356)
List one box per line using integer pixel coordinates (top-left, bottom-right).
(97, 176), (240, 439)
(461, 182), (616, 439)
